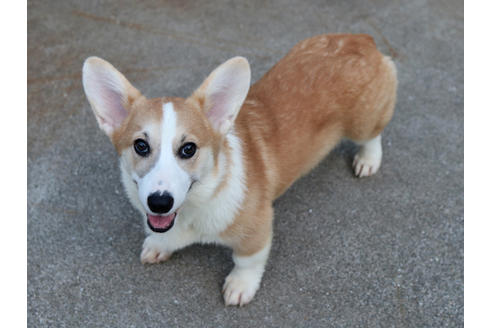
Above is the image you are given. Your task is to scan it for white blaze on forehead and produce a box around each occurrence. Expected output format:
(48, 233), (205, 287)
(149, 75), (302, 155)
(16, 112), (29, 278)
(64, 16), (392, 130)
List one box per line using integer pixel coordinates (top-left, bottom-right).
(160, 102), (177, 159)
(135, 102), (191, 214)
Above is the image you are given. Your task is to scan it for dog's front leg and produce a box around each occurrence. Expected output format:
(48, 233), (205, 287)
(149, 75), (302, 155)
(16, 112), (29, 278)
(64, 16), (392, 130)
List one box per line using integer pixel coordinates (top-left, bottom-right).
(140, 224), (197, 264)
(223, 236), (272, 306)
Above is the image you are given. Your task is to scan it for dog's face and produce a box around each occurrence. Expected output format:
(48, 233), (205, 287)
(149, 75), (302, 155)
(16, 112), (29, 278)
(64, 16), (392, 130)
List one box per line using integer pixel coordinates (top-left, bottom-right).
(82, 57), (250, 232)
(114, 97), (217, 233)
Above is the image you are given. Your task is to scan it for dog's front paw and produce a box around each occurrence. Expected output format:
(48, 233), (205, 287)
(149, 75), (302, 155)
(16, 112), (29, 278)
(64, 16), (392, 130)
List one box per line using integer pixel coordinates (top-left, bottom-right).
(140, 237), (172, 264)
(222, 268), (261, 306)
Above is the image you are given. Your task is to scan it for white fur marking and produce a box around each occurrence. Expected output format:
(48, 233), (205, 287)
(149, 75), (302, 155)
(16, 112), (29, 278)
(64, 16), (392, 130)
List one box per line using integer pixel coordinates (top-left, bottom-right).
(353, 134), (383, 177)
(136, 102), (191, 214)
(140, 222), (198, 263)
(223, 239), (272, 306)
(180, 131), (245, 238)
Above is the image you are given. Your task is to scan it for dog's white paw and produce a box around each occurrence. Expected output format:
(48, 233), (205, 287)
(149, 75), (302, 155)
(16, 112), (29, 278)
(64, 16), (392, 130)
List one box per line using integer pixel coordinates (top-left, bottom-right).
(352, 152), (381, 178)
(352, 135), (383, 178)
(140, 237), (172, 264)
(222, 269), (261, 306)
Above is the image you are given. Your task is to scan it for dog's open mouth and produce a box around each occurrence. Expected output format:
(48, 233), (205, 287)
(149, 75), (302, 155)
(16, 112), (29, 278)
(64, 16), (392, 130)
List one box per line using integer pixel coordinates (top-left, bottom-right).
(147, 212), (176, 233)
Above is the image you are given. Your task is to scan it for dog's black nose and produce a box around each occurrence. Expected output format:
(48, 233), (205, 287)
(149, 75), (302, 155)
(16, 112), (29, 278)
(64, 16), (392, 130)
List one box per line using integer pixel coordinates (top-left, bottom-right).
(147, 191), (174, 214)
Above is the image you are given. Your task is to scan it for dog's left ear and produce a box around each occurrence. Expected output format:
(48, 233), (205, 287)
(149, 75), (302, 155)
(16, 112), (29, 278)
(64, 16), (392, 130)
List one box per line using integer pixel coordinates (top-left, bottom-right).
(190, 57), (251, 135)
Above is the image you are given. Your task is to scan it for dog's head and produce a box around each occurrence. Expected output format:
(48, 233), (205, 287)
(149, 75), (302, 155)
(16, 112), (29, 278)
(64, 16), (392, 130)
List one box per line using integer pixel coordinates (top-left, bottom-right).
(82, 56), (250, 233)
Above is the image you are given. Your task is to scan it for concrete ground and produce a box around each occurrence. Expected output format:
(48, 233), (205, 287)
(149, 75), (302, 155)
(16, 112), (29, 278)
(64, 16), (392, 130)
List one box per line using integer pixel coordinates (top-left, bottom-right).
(27, 0), (463, 327)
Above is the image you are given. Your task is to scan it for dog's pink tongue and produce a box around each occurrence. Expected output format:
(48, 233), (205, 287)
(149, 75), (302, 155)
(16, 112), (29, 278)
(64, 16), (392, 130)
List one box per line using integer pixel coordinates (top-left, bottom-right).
(147, 214), (174, 229)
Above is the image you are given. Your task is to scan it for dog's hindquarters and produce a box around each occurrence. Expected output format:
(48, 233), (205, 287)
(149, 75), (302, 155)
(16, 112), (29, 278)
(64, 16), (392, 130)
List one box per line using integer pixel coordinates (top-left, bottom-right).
(240, 35), (398, 195)
(343, 55), (397, 143)
(344, 55), (397, 177)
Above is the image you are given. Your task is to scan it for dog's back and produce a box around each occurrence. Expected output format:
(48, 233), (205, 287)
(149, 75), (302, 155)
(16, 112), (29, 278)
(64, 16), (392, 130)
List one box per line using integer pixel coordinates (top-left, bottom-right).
(236, 34), (398, 198)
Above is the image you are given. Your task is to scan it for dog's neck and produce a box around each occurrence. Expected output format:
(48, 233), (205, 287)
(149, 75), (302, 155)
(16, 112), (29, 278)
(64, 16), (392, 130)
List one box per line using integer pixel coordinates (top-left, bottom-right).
(179, 131), (246, 235)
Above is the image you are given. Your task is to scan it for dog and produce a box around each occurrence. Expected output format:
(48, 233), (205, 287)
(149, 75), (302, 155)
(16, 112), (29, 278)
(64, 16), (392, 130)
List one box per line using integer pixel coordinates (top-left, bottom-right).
(82, 34), (397, 306)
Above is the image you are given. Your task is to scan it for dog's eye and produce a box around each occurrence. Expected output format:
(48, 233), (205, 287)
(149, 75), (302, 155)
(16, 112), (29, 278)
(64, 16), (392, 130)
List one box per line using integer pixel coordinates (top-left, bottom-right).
(178, 142), (197, 159)
(134, 139), (150, 157)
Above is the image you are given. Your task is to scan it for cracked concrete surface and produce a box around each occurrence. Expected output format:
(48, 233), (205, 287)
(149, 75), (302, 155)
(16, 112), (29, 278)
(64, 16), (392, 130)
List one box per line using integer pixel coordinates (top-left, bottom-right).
(28, 0), (463, 327)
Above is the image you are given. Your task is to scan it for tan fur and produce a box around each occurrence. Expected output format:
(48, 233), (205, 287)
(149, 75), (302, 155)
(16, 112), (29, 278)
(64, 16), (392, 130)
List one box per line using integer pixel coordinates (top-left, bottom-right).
(105, 34), (397, 258)
(112, 97), (163, 155)
(219, 34), (397, 255)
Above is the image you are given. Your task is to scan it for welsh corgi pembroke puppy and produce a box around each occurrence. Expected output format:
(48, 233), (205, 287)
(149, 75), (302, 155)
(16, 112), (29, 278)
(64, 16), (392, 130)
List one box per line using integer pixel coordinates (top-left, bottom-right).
(82, 34), (397, 306)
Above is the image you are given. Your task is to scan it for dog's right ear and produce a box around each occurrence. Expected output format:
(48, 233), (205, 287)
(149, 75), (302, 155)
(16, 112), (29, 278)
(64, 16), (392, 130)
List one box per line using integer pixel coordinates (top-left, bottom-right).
(82, 57), (141, 137)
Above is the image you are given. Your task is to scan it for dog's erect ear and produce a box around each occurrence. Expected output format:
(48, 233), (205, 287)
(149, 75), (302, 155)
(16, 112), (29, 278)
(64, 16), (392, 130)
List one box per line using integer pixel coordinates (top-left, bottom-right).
(82, 57), (141, 137)
(190, 57), (251, 135)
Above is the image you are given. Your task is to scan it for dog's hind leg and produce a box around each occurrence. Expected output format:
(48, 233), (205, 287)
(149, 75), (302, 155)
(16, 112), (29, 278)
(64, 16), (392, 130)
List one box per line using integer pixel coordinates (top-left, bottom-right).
(352, 134), (383, 178)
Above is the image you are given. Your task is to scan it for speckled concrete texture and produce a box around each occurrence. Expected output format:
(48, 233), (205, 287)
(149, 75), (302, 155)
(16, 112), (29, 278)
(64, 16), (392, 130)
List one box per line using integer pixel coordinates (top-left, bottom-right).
(28, 1), (463, 327)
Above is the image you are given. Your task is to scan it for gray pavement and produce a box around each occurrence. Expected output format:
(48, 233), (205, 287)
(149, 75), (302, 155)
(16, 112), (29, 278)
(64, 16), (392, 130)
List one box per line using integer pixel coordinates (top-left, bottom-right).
(27, 0), (463, 327)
